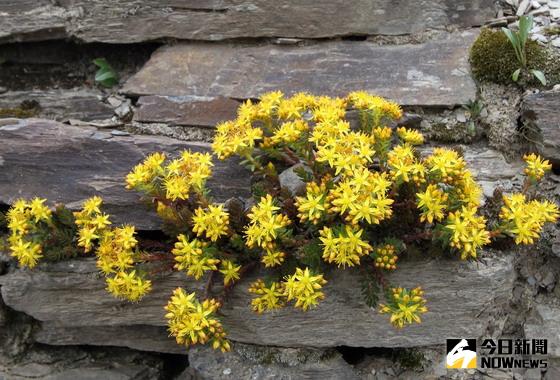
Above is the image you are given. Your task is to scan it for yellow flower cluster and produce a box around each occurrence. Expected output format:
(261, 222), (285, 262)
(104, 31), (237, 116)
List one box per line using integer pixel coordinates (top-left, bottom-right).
(295, 182), (328, 224)
(172, 235), (220, 280)
(75, 197), (151, 301)
(249, 279), (285, 313)
(523, 153), (552, 182)
(387, 144), (426, 184)
(165, 288), (230, 352)
(244, 195), (291, 267)
(319, 225), (372, 267)
(192, 204), (230, 242)
(126, 150), (213, 202)
(347, 91), (403, 125)
(327, 169), (394, 225)
(445, 207), (491, 259)
(397, 127), (424, 145)
(7, 198), (52, 268)
(373, 244), (398, 270)
(380, 287), (428, 328)
(284, 267), (327, 310)
(106, 270), (152, 302)
(315, 130), (375, 175)
(74, 196), (111, 252)
(416, 184), (449, 224)
(249, 267), (327, 313)
(499, 194), (559, 245)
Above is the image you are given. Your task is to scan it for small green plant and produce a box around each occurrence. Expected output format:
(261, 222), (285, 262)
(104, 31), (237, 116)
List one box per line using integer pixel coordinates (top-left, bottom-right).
(462, 99), (484, 136)
(93, 58), (119, 88)
(502, 16), (546, 85)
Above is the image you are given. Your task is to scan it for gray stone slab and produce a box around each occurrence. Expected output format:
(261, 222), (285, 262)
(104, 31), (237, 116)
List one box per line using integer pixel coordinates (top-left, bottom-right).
(122, 32), (479, 107)
(0, 1), (495, 43)
(0, 254), (514, 349)
(0, 119), (250, 230)
(522, 90), (560, 168)
(133, 96), (240, 128)
(0, 89), (114, 122)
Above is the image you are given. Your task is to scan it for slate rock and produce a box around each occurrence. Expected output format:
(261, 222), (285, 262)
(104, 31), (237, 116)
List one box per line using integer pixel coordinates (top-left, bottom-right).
(0, 254), (514, 349)
(133, 96), (240, 128)
(0, 89), (113, 122)
(122, 32), (479, 107)
(521, 90), (560, 168)
(189, 344), (359, 380)
(0, 1), (495, 43)
(0, 119), (250, 229)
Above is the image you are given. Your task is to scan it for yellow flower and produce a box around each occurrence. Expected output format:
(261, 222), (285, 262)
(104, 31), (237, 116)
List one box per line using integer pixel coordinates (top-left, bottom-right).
(261, 249), (286, 267)
(523, 153), (551, 181)
(379, 287), (428, 328)
(445, 206), (490, 259)
(212, 119), (263, 159)
(416, 184), (448, 223)
(245, 195), (291, 250)
(172, 235), (219, 280)
(29, 197), (52, 223)
(424, 148), (466, 184)
(295, 182), (327, 224)
(283, 267), (327, 311)
(249, 279), (285, 313)
(165, 288), (230, 352)
(319, 225), (372, 267)
(192, 204), (230, 242)
(77, 226), (99, 252)
(499, 193), (559, 245)
(10, 238), (43, 269)
(219, 260), (241, 286)
(271, 119), (308, 144)
(106, 270), (152, 302)
(396, 127), (424, 145)
(82, 196), (103, 215)
(387, 144), (424, 184)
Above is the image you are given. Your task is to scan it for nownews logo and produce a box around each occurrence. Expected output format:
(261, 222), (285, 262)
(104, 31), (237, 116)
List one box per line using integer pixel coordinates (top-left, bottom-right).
(446, 338), (548, 369)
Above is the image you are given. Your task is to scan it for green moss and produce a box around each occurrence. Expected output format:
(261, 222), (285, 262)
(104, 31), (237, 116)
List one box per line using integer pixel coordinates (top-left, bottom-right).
(544, 26), (560, 36)
(469, 29), (560, 85)
(0, 107), (38, 118)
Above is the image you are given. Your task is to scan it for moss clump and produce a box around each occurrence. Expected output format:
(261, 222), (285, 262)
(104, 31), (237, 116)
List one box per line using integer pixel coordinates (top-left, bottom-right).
(470, 29), (560, 85)
(0, 100), (41, 118)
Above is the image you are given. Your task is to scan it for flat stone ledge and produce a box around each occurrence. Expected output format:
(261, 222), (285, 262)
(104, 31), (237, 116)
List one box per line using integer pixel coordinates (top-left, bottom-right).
(0, 1), (495, 43)
(0, 118), (250, 230)
(0, 254), (514, 350)
(122, 32), (479, 107)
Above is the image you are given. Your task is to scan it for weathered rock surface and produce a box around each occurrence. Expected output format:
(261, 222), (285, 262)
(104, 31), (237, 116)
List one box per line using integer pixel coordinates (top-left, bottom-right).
(189, 344), (359, 380)
(0, 1), (495, 43)
(122, 32), (479, 107)
(524, 303), (560, 359)
(0, 89), (114, 122)
(0, 119), (250, 229)
(522, 90), (560, 168)
(0, 254), (514, 351)
(133, 96), (240, 128)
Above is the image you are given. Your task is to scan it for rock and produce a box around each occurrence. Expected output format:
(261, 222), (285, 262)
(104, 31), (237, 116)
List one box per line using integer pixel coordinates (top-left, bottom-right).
(0, 344), (166, 380)
(34, 324), (184, 354)
(133, 96), (240, 128)
(0, 119), (250, 229)
(0, 1), (495, 43)
(0, 254), (514, 349)
(419, 145), (524, 198)
(524, 304), (560, 358)
(278, 164), (311, 196)
(521, 90), (560, 168)
(552, 8), (560, 17)
(122, 32), (479, 107)
(0, 89), (114, 122)
(114, 100), (132, 119)
(189, 343), (359, 380)
(518, 0), (532, 15)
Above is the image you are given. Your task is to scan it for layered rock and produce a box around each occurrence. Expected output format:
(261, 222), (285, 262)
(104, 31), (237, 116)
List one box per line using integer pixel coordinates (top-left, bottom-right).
(0, 1), (495, 43)
(123, 32), (479, 107)
(0, 119), (250, 230)
(0, 254), (514, 353)
(521, 90), (560, 168)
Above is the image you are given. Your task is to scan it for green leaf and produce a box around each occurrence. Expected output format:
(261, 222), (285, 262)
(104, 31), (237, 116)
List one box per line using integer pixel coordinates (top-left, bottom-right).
(531, 70), (547, 85)
(512, 68), (521, 82)
(93, 58), (119, 88)
(519, 15), (533, 47)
